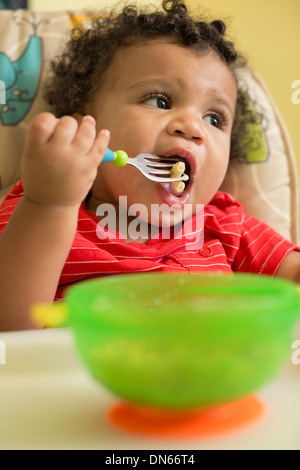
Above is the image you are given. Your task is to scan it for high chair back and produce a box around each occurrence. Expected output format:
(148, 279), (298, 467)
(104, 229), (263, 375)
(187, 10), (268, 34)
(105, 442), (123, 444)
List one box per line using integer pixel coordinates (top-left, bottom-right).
(0, 8), (298, 243)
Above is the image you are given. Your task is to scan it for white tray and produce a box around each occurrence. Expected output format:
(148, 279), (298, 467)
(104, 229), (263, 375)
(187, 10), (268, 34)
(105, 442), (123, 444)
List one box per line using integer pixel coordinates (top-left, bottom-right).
(0, 327), (299, 450)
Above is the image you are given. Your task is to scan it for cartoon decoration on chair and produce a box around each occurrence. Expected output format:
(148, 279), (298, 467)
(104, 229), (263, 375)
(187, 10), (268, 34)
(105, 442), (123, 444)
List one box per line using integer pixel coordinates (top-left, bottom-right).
(0, 13), (48, 126)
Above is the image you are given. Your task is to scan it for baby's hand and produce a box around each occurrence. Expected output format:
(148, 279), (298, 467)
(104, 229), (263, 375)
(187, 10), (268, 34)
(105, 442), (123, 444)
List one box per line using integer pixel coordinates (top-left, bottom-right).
(21, 113), (110, 208)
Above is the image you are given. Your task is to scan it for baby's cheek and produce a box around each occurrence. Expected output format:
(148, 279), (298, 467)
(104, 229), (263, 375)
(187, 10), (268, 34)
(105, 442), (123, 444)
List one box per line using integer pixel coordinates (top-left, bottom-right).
(110, 166), (142, 198)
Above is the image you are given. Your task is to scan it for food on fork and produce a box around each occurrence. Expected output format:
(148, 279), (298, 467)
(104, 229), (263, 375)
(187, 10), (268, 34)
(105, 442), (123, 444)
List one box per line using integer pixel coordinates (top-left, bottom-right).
(171, 161), (186, 193)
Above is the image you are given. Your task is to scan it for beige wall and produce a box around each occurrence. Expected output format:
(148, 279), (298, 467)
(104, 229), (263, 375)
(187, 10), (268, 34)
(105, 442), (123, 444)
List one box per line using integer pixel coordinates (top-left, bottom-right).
(29, 0), (300, 183)
(29, 0), (156, 10)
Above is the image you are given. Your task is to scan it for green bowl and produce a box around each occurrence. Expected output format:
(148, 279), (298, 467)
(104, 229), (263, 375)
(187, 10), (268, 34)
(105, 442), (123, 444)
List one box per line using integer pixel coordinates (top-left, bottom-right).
(66, 272), (300, 409)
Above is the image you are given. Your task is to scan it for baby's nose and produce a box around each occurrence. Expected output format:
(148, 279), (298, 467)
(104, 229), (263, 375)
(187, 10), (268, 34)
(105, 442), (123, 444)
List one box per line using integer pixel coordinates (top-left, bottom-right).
(167, 110), (204, 142)
(173, 129), (203, 141)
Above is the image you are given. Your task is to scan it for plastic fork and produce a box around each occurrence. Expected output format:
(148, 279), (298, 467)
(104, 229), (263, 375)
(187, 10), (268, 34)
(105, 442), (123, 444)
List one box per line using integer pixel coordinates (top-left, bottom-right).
(102, 148), (189, 183)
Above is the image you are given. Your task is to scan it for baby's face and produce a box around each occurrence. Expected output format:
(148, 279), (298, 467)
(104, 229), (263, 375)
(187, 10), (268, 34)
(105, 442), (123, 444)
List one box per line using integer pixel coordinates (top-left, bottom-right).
(87, 39), (237, 227)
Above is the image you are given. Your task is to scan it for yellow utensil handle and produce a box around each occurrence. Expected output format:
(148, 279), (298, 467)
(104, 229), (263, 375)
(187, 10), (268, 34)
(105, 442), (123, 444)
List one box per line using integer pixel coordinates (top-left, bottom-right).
(31, 302), (68, 328)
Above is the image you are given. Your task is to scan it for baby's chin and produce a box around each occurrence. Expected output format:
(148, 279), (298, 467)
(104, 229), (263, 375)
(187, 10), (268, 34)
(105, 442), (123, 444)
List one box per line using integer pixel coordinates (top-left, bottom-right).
(139, 203), (196, 229)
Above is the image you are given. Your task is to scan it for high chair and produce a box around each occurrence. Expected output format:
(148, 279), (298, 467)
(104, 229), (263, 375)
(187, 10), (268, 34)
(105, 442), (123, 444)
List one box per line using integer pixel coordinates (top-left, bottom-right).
(0, 8), (298, 244)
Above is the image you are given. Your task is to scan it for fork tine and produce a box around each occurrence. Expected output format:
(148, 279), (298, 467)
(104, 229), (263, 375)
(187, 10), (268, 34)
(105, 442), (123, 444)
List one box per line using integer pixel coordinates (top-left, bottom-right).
(144, 156), (180, 163)
(146, 162), (175, 168)
(143, 154), (161, 159)
(144, 175), (187, 182)
(149, 172), (189, 181)
(148, 169), (174, 175)
(144, 154), (177, 160)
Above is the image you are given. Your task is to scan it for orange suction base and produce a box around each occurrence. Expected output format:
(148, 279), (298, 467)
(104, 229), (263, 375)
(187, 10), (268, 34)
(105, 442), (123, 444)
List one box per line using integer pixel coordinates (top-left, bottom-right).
(108, 395), (265, 439)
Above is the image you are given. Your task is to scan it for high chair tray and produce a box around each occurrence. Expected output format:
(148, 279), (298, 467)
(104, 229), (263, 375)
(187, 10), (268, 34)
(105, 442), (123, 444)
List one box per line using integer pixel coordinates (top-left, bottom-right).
(0, 327), (299, 450)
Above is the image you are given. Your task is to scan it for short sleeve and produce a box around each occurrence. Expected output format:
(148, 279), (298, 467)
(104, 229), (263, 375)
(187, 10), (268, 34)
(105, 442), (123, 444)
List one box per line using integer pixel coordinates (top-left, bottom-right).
(232, 213), (299, 275)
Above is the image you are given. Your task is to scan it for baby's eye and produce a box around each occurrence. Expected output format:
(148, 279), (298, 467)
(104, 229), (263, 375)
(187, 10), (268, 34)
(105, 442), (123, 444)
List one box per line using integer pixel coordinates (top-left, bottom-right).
(203, 113), (222, 128)
(143, 94), (171, 110)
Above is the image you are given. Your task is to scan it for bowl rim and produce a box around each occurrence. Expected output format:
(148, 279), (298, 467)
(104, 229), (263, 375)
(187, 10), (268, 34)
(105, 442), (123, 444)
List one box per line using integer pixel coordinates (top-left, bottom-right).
(65, 272), (300, 328)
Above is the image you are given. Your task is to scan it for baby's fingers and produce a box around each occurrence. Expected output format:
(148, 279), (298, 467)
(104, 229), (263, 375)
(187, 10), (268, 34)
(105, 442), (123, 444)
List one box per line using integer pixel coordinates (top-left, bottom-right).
(25, 113), (58, 150)
(89, 128), (111, 165)
(72, 115), (97, 153)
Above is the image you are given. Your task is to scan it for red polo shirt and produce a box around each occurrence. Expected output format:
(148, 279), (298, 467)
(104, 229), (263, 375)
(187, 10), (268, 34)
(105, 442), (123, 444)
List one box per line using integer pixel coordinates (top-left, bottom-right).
(0, 181), (298, 299)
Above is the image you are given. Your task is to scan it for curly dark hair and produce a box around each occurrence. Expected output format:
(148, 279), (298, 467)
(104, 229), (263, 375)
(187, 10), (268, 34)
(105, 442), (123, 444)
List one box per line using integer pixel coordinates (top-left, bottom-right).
(44, 0), (261, 161)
